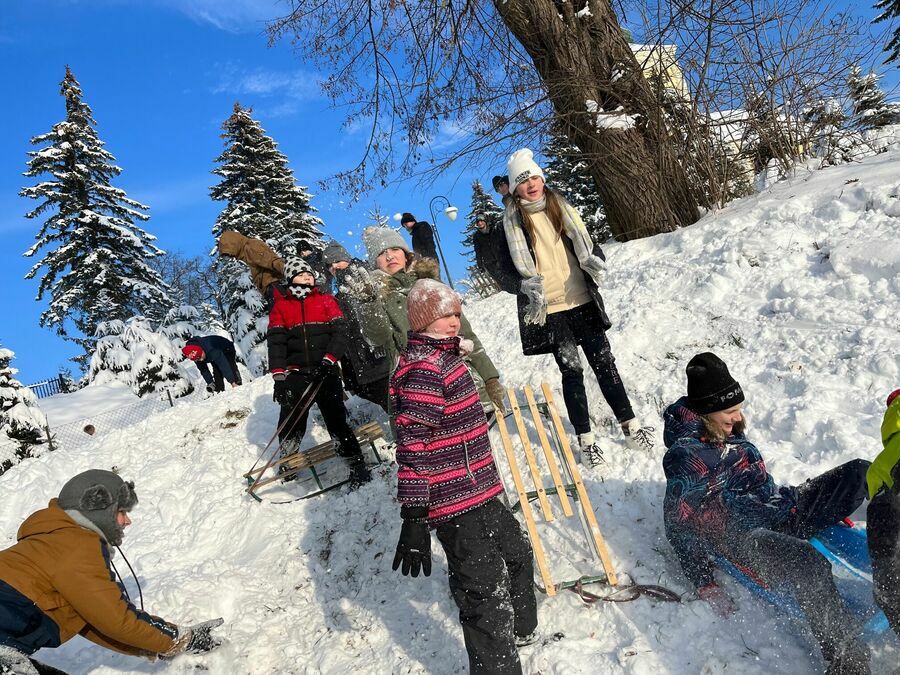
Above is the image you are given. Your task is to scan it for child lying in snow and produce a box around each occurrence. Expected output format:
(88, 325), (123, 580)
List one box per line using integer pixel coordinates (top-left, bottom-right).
(866, 388), (900, 638)
(662, 352), (871, 675)
(389, 279), (538, 674)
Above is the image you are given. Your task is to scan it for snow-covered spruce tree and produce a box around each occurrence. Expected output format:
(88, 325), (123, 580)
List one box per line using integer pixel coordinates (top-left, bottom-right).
(875, 0), (900, 65)
(461, 180), (503, 262)
(803, 98), (852, 166)
(0, 346), (48, 463)
(847, 65), (897, 130)
(542, 131), (610, 244)
(210, 103), (324, 376)
(21, 67), (173, 367)
(159, 305), (204, 353)
(87, 318), (194, 398)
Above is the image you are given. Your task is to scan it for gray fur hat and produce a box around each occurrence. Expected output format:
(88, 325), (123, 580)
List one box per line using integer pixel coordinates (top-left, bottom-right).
(321, 241), (351, 266)
(58, 469), (137, 546)
(362, 227), (409, 263)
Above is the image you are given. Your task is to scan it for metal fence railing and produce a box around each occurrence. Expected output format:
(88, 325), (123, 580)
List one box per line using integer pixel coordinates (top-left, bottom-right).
(26, 375), (68, 399)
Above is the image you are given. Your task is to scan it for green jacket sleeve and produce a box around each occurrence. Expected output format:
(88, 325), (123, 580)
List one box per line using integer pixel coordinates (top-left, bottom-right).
(460, 313), (499, 382)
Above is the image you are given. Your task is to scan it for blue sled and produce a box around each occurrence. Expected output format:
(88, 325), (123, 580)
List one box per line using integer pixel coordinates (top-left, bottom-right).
(716, 523), (890, 642)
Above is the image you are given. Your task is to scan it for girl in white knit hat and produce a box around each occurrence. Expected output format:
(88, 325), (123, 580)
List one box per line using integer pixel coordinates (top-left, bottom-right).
(499, 148), (653, 464)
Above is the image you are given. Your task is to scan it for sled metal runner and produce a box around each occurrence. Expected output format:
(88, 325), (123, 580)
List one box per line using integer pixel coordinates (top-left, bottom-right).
(494, 383), (618, 597)
(244, 421), (385, 501)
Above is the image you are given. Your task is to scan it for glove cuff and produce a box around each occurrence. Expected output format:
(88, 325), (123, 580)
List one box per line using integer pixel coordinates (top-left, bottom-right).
(272, 373), (286, 381)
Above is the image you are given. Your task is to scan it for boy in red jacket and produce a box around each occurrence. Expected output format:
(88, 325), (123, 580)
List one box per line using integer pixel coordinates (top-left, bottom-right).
(267, 257), (371, 487)
(390, 278), (537, 675)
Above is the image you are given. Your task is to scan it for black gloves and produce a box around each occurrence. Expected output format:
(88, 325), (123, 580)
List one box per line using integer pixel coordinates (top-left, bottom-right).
(273, 378), (293, 407)
(185, 617), (224, 654)
(313, 358), (336, 382)
(392, 506), (431, 577)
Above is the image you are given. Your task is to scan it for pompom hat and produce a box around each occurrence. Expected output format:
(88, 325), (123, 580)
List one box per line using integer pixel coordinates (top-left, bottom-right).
(507, 148), (545, 189)
(407, 279), (462, 332)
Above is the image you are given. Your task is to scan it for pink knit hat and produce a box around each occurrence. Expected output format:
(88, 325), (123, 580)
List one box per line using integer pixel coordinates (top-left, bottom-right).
(407, 279), (462, 332)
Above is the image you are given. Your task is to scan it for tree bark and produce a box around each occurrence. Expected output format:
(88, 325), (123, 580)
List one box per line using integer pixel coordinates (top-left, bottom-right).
(494, 0), (701, 240)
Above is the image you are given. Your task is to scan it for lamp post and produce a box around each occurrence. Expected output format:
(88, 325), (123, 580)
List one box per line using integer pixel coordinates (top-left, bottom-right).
(427, 195), (457, 289)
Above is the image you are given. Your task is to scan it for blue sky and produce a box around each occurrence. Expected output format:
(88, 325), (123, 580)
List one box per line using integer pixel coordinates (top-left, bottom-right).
(0, 0), (492, 384)
(0, 0), (896, 385)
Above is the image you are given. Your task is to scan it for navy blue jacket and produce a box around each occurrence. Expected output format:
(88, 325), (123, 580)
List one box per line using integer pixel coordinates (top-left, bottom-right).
(184, 335), (238, 386)
(662, 397), (797, 587)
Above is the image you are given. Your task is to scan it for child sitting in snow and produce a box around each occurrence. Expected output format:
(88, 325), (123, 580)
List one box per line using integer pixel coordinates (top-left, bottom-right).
(662, 352), (871, 675)
(266, 256), (371, 488)
(866, 388), (900, 637)
(390, 278), (538, 674)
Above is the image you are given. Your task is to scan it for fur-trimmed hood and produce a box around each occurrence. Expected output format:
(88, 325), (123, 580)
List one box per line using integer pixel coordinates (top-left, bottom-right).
(373, 256), (441, 297)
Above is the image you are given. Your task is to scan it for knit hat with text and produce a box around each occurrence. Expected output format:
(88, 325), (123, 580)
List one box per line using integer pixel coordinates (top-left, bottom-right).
(686, 352), (745, 415)
(407, 279), (462, 332)
(506, 148), (545, 189)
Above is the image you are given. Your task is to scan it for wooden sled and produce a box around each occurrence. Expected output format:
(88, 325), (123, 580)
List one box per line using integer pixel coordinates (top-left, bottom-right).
(245, 421), (386, 501)
(493, 383), (618, 597)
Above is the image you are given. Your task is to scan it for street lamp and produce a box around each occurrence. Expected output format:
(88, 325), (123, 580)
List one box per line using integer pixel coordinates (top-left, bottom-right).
(428, 195), (457, 289)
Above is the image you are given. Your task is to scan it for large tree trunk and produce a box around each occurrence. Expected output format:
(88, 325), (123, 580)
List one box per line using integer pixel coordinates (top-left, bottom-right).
(494, 0), (702, 240)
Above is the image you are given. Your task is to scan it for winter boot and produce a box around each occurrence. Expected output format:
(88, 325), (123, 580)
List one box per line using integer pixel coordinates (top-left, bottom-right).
(0, 646), (40, 675)
(277, 438), (300, 482)
(825, 638), (870, 675)
(577, 432), (605, 467)
(347, 456), (372, 489)
(621, 419), (655, 453)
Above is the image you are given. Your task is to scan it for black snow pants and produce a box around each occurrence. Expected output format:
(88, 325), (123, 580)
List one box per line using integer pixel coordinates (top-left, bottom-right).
(548, 303), (634, 434)
(435, 499), (538, 675)
(277, 370), (363, 460)
(352, 376), (390, 414)
(726, 459), (870, 662)
(867, 486), (900, 637)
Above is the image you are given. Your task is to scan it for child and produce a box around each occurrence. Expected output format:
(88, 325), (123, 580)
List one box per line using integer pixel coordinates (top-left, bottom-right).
(267, 256), (371, 487)
(662, 353), (870, 674)
(866, 388), (900, 636)
(390, 278), (537, 675)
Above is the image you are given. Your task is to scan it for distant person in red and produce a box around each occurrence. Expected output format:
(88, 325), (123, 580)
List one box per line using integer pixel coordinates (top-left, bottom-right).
(181, 336), (242, 394)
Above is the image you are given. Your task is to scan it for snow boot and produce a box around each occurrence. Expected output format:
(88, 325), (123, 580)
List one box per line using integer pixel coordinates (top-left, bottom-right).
(347, 456), (372, 489)
(277, 438), (300, 482)
(577, 432), (605, 467)
(621, 419), (655, 453)
(825, 638), (870, 675)
(0, 647), (40, 675)
(515, 630), (564, 648)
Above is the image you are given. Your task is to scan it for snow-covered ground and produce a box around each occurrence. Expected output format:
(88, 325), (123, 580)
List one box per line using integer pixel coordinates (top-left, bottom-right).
(2, 151), (899, 674)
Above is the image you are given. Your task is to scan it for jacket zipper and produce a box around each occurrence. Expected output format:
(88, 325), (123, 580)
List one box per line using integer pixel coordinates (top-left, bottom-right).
(299, 296), (311, 370)
(463, 438), (476, 485)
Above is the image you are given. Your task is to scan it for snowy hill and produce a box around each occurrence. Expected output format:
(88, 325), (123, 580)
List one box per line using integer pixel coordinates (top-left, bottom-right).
(2, 152), (899, 674)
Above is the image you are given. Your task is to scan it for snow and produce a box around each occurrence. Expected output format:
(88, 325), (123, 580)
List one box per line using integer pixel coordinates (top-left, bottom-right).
(2, 151), (900, 673)
(39, 382), (139, 427)
(585, 100), (638, 131)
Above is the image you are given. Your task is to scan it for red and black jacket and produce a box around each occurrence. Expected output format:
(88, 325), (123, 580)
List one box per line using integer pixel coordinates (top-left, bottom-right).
(267, 284), (347, 375)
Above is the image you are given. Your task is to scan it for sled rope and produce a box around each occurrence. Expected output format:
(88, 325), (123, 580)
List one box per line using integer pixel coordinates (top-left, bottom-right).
(567, 580), (681, 605)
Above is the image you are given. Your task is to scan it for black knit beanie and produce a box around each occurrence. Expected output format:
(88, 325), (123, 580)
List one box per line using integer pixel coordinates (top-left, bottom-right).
(400, 212), (416, 225)
(686, 352), (745, 415)
(58, 469), (137, 546)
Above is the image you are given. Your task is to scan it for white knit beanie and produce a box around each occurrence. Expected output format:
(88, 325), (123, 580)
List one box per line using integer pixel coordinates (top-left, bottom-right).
(507, 148), (545, 189)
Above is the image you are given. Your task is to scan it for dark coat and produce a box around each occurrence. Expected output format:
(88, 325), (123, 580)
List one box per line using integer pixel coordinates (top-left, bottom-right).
(661, 398), (797, 588)
(472, 226), (514, 287)
(332, 268), (391, 387)
(184, 335), (239, 386)
(409, 221), (438, 260)
(490, 216), (611, 356)
(266, 285), (347, 375)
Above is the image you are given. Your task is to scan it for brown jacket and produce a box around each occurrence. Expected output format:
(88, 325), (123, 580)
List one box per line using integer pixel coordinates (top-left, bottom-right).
(0, 500), (178, 656)
(218, 230), (284, 294)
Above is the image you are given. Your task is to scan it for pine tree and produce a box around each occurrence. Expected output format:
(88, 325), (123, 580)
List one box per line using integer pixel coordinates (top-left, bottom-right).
(159, 305), (204, 353)
(874, 0), (900, 65)
(87, 318), (194, 398)
(211, 103), (324, 376)
(541, 131), (611, 244)
(803, 98), (851, 166)
(848, 65), (898, 130)
(0, 346), (48, 463)
(462, 180), (503, 262)
(21, 67), (173, 367)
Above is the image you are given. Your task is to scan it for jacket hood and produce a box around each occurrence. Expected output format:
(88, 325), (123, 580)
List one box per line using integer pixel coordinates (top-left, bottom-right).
(662, 397), (705, 448)
(17, 499), (88, 542)
(217, 230), (248, 257)
(377, 257), (442, 296)
(884, 399), (900, 449)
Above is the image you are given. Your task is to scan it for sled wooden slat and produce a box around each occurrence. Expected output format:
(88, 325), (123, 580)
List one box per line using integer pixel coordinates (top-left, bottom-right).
(541, 383), (618, 586)
(507, 388), (554, 522)
(523, 386), (574, 518)
(495, 399), (556, 596)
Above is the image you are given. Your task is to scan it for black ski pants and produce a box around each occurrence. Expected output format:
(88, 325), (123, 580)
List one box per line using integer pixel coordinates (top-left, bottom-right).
(867, 487), (900, 637)
(353, 376), (390, 414)
(727, 459), (870, 662)
(435, 499), (538, 675)
(277, 371), (362, 459)
(548, 303), (634, 434)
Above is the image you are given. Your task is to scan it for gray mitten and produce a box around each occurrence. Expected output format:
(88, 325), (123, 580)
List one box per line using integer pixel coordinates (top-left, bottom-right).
(340, 267), (376, 300)
(582, 255), (607, 286)
(520, 276), (547, 326)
